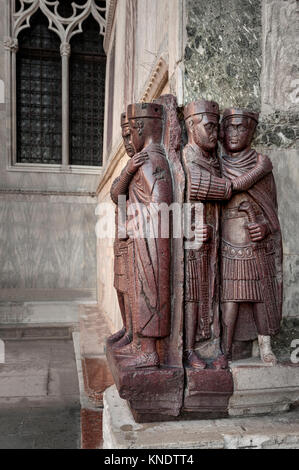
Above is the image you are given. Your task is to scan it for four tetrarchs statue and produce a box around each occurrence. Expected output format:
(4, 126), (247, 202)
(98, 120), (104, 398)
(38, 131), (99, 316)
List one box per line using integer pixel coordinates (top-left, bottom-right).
(106, 96), (283, 422)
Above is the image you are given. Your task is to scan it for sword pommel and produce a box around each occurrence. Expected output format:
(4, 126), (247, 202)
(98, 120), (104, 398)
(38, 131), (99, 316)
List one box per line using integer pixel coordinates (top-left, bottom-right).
(238, 201), (256, 224)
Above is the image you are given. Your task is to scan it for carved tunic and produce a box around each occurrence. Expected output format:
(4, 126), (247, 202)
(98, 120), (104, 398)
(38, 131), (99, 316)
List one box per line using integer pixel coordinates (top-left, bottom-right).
(183, 143), (230, 340)
(221, 192), (265, 302)
(220, 149), (283, 335)
(111, 176), (130, 294)
(128, 143), (172, 338)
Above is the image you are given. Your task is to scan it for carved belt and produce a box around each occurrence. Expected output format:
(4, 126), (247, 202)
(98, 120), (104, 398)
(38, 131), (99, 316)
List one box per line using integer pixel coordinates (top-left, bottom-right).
(221, 241), (253, 259)
(221, 239), (275, 260)
(222, 204), (261, 220)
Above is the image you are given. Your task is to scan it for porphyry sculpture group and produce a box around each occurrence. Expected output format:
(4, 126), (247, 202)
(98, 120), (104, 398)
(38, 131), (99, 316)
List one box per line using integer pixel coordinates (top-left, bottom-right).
(106, 95), (283, 422)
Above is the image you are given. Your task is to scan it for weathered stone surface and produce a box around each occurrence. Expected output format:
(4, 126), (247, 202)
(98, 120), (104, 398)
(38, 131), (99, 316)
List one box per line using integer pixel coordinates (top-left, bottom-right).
(103, 385), (299, 449)
(0, 301), (79, 324)
(261, 0), (299, 114)
(229, 359), (299, 416)
(0, 194), (97, 291)
(106, 344), (184, 422)
(253, 110), (298, 149)
(184, 0), (262, 109)
(0, 337), (80, 448)
(183, 369), (233, 418)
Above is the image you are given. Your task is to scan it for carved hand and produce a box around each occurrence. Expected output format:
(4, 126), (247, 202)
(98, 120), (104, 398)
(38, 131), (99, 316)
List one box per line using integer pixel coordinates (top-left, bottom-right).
(248, 222), (269, 242)
(195, 224), (212, 244)
(126, 152), (149, 175)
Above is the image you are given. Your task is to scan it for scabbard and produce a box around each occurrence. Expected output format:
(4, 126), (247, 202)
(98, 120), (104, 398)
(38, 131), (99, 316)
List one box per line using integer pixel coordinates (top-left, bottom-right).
(197, 243), (211, 339)
(252, 241), (280, 335)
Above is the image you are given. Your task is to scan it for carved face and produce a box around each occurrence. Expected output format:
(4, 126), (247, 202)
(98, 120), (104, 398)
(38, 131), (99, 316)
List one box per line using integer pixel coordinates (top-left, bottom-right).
(121, 125), (135, 158)
(189, 113), (218, 152)
(128, 119), (145, 153)
(222, 117), (255, 153)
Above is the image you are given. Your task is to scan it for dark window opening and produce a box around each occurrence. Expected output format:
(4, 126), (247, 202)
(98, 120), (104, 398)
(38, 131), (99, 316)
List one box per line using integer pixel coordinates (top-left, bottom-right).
(16, 10), (62, 164)
(15, 2), (106, 167)
(69, 15), (106, 166)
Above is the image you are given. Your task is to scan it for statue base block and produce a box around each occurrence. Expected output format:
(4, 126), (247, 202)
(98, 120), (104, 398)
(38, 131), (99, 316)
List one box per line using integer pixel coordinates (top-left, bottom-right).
(183, 368), (234, 418)
(228, 358), (299, 416)
(106, 344), (184, 422)
(103, 385), (299, 449)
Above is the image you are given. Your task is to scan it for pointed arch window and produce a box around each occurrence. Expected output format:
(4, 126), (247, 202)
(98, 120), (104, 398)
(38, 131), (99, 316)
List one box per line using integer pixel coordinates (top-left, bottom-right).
(6, 0), (107, 170)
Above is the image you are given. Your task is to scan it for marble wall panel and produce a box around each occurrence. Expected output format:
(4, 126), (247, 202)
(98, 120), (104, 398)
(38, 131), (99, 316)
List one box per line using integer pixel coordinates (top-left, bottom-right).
(261, 0), (299, 114)
(184, 0), (262, 109)
(0, 194), (97, 290)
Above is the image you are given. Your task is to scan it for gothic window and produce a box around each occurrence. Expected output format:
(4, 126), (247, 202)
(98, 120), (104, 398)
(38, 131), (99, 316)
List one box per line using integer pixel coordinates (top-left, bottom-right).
(8, 0), (107, 169)
(70, 15), (106, 166)
(16, 10), (62, 164)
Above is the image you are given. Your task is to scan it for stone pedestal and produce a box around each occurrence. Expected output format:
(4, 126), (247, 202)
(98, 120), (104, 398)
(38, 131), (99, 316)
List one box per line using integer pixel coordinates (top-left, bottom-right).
(183, 369), (233, 418)
(103, 385), (299, 449)
(228, 358), (299, 416)
(106, 344), (184, 422)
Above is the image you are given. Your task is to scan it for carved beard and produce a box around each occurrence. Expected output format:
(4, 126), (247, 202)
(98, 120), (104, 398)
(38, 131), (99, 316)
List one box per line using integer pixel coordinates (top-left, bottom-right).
(193, 125), (217, 152)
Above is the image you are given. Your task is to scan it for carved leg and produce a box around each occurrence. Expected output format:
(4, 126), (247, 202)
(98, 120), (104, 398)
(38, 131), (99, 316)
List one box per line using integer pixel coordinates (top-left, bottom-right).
(111, 294), (132, 349)
(253, 303), (277, 365)
(107, 291), (127, 344)
(184, 303), (206, 369)
(258, 335), (277, 365)
(221, 302), (239, 360)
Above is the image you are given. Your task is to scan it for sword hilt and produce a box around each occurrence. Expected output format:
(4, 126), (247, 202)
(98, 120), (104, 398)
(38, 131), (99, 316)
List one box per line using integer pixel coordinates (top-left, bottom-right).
(238, 201), (256, 224)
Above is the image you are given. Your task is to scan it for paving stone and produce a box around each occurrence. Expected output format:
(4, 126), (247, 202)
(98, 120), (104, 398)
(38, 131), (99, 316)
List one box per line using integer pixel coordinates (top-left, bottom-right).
(0, 338), (80, 449)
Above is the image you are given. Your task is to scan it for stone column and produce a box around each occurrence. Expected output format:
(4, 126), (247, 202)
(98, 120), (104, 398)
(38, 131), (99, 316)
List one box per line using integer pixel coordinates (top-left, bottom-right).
(60, 42), (71, 167)
(3, 36), (19, 165)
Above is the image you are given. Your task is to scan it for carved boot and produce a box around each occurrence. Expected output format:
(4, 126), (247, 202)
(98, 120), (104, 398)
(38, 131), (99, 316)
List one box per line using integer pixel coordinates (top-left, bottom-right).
(258, 335), (277, 365)
(122, 351), (159, 369)
(212, 354), (228, 370)
(111, 332), (132, 350)
(114, 341), (140, 357)
(106, 326), (126, 345)
(184, 350), (207, 369)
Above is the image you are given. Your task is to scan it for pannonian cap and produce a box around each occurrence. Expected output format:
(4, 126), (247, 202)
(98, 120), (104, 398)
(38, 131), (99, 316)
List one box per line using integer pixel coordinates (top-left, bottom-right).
(184, 100), (219, 120)
(120, 112), (129, 127)
(127, 102), (164, 120)
(222, 108), (259, 124)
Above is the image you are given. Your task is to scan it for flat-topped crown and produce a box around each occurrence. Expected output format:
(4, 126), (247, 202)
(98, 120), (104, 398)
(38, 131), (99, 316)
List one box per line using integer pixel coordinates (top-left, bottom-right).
(120, 112), (129, 127)
(127, 102), (164, 120)
(222, 108), (259, 123)
(184, 100), (219, 120)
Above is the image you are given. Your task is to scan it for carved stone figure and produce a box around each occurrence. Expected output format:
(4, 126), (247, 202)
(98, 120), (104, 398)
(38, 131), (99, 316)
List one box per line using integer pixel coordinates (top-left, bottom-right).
(219, 108), (283, 365)
(107, 112), (134, 349)
(183, 100), (231, 370)
(108, 103), (172, 369)
(106, 98), (185, 422)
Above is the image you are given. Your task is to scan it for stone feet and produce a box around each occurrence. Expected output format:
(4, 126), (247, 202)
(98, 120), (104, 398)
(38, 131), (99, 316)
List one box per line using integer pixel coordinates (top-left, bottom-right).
(113, 341), (140, 357)
(212, 354), (229, 370)
(111, 332), (132, 350)
(184, 350), (207, 369)
(122, 352), (160, 369)
(258, 335), (278, 366)
(106, 326), (126, 345)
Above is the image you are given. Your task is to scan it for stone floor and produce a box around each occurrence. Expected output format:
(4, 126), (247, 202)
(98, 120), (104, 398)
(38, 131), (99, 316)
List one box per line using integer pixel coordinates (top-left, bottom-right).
(0, 338), (81, 449)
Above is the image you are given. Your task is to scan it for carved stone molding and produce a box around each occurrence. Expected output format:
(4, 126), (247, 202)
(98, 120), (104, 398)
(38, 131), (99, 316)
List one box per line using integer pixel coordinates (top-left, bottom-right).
(3, 36), (19, 53)
(60, 42), (71, 57)
(103, 0), (117, 53)
(140, 54), (169, 103)
(12, 0), (106, 45)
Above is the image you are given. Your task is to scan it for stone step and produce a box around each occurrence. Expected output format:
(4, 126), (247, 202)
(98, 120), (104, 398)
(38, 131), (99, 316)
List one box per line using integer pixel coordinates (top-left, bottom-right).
(0, 324), (73, 340)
